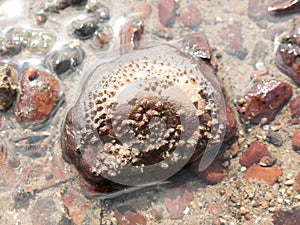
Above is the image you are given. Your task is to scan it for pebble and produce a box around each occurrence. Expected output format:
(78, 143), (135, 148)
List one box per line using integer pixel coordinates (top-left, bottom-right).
(14, 68), (60, 127)
(177, 4), (201, 28)
(248, 0), (271, 21)
(114, 206), (147, 225)
(236, 79), (292, 124)
(0, 64), (18, 111)
(284, 180), (295, 186)
(266, 130), (283, 146)
(244, 165), (283, 185)
(295, 194), (300, 200)
(275, 33), (300, 85)
(120, 19), (144, 54)
(292, 129), (300, 152)
(239, 140), (269, 168)
(91, 28), (109, 49)
(159, 0), (177, 27)
(224, 106), (238, 142)
(190, 160), (229, 185)
(45, 44), (85, 76)
(295, 171), (300, 193)
(264, 192), (273, 201)
(290, 96), (300, 124)
(72, 19), (98, 40)
(219, 22), (248, 59)
(0, 38), (22, 57)
(240, 207), (249, 215)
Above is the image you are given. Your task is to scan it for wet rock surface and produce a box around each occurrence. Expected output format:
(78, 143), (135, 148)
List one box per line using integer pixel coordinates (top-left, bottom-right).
(14, 68), (61, 127)
(236, 79), (292, 124)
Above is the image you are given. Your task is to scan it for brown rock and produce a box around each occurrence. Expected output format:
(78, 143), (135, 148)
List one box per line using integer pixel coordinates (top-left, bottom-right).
(120, 19), (144, 54)
(275, 34), (300, 85)
(294, 171), (300, 193)
(272, 205), (300, 225)
(190, 160), (229, 184)
(219, 22), (248, 59)
(163, 184), (194, 219)
(292, 129), (300, 152)
(14, 67), (60, 127)
(159, 0), (177, 27)
(236, 79), (292, 124)
(177, 4), (201, 28)
(290, 96), (300, 124)
(182, 32), (218, 73)
(114, 206), (147, 225)
(239, 140), (269, 168)
(224, 106), (237, 142)
(244, 165), (282, 185)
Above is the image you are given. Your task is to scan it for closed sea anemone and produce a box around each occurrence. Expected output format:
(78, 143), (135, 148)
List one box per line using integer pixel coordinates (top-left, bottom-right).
(62, 44), (226, 191)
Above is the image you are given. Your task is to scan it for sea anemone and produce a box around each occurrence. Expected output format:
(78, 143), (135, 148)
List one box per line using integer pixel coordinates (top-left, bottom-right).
(62, 44), (226, 189)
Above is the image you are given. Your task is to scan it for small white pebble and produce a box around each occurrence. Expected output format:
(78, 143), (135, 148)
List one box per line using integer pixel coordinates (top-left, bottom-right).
(268, 207), (276, 212)
(294, 194), (300, 200)
(183, 207), (190, 215)
(284, 180), (295, 186)
(255, 62), (266, 71)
